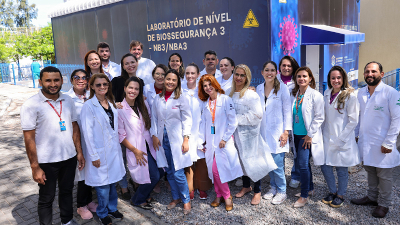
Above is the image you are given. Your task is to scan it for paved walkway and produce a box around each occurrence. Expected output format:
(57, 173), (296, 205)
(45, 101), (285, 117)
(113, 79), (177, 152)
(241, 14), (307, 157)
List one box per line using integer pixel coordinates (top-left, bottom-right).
(0, 84), (166, 225)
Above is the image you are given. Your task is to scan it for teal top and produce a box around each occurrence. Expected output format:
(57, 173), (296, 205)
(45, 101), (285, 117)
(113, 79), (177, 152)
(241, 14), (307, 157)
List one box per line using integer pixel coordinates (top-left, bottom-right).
(293, 95), (307, 135)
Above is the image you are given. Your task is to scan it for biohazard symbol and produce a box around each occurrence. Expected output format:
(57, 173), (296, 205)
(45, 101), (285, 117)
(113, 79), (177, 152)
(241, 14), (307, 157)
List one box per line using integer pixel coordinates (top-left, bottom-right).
(243, 9), (259, 28)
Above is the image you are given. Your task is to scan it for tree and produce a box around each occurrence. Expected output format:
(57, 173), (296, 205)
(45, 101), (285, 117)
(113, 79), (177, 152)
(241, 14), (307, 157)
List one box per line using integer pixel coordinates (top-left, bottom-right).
(27, 24), (55, 62)
(0, 0), (37, 28)
(0, 0), (16, 27)
(15, 0), (38, 27)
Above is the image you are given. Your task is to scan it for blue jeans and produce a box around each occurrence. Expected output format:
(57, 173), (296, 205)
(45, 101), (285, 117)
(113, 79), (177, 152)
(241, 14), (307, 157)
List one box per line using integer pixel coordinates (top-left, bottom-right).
(294, 135), (314, 198)
(163, 127), (190, 204)
(269, 152), (287, 193)
(94, 183), (118, 219)
(118, 144), (128, 189)
(320, 165), (348, 197)
(291, 147), (301, 182)
(131, 144), (165, 205)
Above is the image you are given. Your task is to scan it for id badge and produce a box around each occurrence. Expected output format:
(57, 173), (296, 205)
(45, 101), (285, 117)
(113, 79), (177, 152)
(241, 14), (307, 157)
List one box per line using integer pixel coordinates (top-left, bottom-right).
(295, 115), (299, 124)
(59, 121), (66, 131)
(211, 126), (215, 134)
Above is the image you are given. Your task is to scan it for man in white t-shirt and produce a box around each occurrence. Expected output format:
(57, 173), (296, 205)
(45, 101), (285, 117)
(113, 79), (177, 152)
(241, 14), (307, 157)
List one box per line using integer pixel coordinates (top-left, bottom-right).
(98, 42), (121, 80)
(21, 66), (85, 225)
(200, 50), (222, 78)
(129, 40), (156, 85)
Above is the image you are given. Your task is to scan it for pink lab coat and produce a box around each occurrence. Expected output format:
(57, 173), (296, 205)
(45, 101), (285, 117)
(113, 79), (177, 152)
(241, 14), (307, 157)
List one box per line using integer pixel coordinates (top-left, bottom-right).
(118, 99), (156, 184)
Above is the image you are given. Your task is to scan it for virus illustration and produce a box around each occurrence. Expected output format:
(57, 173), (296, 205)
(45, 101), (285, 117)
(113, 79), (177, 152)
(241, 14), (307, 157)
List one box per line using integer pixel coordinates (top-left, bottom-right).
(278, 15), (298, 56)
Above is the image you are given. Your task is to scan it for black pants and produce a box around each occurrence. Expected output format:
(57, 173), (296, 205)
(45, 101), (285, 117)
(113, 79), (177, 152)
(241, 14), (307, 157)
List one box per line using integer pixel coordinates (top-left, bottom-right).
(243, 176), (261, 193)
(38, 156), (77, 225)
(77, 181), (93, 208)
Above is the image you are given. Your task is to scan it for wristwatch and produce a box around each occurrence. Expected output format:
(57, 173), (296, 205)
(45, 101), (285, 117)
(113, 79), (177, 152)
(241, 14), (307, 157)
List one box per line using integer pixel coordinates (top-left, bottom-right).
(184, 135), (190, 139)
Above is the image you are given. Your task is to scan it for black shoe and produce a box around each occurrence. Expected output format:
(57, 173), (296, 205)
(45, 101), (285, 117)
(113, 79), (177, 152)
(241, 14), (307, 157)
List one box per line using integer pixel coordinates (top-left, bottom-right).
(100, 216), (112, 225)
(108, 210), (123, 221)
(136, 203), (153, 210)
(146, 197), (157, 204)
(330, 196), (344, 208)
(321, 193), (336, 204)
(122, 190), (131, 200)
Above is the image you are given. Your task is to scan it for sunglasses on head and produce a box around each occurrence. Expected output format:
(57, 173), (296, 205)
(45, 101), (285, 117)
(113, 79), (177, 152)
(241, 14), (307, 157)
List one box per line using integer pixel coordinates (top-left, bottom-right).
(94, 83), (109, 88)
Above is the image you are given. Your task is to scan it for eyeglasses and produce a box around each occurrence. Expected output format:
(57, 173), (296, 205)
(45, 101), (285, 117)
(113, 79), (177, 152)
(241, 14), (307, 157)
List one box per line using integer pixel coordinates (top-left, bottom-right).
(154, 72), (166, 78)
(94, 83), (109, 88)
(73, 75), (88, 81)
(234, 73), (246, 78)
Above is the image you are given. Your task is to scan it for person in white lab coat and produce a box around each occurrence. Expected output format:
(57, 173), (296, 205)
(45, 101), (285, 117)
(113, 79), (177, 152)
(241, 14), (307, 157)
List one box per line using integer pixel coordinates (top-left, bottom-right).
(80, 74), (125, 224)
(290, 67), (324, 208)
(278, 56), (300, 188)
(144, 64), (168, 110)
(150, 69), (193, 215)
(321, 66), (360, 208)
(256, 61), (292, 205)
(197, 74), (242, 211)
(351, 62), (400, 218)
(229, 64), (278, 205)
(65, 69), (98, 220)
(217, 57), (235, 92)
(182, 63), (212, 200)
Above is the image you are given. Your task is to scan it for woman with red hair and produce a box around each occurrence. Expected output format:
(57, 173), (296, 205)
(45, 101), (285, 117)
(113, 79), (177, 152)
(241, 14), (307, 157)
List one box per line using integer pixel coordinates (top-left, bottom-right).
(198, 74), (243, 211)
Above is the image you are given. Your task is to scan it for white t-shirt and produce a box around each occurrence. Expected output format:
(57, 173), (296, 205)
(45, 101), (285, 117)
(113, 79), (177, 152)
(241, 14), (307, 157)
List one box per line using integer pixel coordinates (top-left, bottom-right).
(20, 91), (78, 163)
(137, 57), (156, 86)
(102, 61), (121, 80)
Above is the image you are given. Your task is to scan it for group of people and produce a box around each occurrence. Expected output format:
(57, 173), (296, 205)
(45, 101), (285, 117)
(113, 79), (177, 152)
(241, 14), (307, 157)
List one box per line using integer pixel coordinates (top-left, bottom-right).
(21, 39), (400, 225)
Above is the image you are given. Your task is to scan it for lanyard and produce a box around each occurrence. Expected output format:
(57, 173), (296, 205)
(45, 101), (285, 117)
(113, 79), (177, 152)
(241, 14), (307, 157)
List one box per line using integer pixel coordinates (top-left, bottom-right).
(208, 98), (217, 124)
(295, 93), (304, 114)
(47, 101), (62, 121)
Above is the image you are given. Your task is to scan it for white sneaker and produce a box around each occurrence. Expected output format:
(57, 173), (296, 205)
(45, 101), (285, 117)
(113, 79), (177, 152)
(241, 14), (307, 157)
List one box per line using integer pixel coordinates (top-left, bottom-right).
(289, 179), (300, 188)
(262, 188), (277, 200)
(235, 178), (243, 187)
(272, 192), (287, 205)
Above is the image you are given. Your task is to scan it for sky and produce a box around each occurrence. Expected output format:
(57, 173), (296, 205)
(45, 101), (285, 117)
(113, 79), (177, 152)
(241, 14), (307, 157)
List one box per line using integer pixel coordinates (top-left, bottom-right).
(31, 0), (65, 27)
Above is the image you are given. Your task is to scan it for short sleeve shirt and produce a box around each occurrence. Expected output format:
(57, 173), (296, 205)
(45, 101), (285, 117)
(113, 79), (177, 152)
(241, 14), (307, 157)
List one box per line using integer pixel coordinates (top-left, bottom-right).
(20, 91), (78, 163)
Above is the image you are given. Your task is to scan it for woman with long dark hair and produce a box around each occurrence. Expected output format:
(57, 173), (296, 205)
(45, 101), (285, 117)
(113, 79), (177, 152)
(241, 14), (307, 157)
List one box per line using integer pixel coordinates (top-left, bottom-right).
(256, 61), (292, 205)
(150, 69), (192, 214)
(81, 74), (125, 224)
(168, 53), (185, 80)
(118, 76), (164, 209)
(321, 66), (360, 208)
(290, 67), (324, 208)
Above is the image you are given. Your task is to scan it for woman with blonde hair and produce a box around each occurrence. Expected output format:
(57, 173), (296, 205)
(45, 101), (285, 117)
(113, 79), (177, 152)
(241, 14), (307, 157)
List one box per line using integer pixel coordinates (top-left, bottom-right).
(230, 64), (277, 205)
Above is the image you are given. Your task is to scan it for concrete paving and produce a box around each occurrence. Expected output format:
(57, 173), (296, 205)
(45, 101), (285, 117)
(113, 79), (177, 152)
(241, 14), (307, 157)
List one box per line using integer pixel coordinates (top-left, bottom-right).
(0, 83), (166, 225)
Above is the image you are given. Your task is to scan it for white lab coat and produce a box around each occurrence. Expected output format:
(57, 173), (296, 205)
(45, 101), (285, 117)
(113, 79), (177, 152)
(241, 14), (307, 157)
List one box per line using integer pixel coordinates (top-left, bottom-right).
(256, 82), (292, 154)
(65, 88), (90, 181)
(231, 90), (278, 182)
(356, 82), (400, 168)
(182, 85), (205, 161)
(322, 88), (360, 167)
(80, 95), (125, 186)
(143, 84), (157, 110)
(197, 94), (243, 183)
(150, 92), (193, 171)
(216, 75), (233, 93)
(290, 87), (325, 166)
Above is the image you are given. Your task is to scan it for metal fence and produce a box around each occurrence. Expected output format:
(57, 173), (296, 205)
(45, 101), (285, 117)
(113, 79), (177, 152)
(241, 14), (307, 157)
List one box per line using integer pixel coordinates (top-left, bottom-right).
(1, 64), (400, 94)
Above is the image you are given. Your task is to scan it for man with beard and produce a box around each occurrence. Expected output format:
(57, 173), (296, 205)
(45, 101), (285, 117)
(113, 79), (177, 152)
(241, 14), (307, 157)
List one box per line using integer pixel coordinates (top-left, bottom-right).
(97, 42), (121, 80)
(129, 40), (156, 86)
(200, 50), (222, 78)
(351, 61), (400, 218)
(21, 66), (85, 225)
